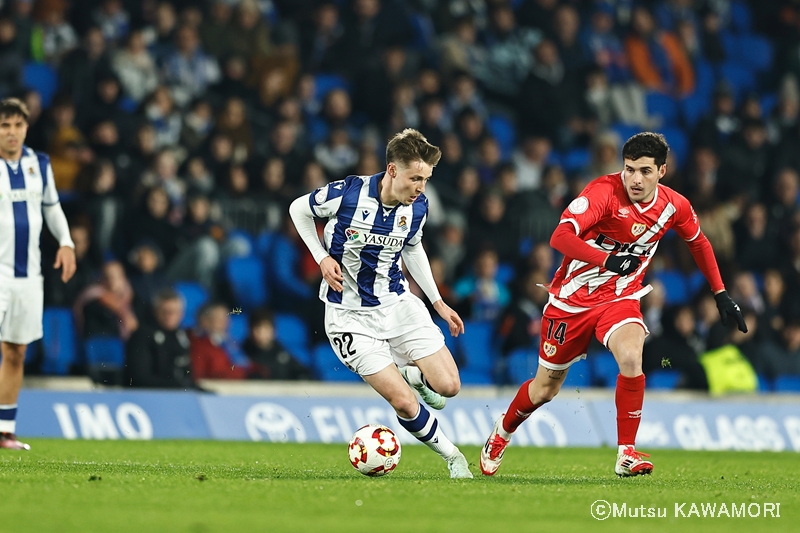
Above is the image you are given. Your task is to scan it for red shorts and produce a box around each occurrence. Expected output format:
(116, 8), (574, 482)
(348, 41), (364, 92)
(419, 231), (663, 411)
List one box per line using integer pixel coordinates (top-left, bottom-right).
(538, 298), (648, 370)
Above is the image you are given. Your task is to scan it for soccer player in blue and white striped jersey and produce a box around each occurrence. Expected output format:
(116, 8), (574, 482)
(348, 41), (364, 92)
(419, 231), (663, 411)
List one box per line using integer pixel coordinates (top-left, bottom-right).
(290, 129), (472, 478)
(0, 98), (76, 450)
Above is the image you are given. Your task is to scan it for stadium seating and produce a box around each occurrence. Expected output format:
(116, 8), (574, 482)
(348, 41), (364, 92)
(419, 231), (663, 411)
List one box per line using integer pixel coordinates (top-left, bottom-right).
(681, 93), (710, 129)
(254, 231), (277, 260)
(41, 307), (78, 375)
(561, 147), (591, 174)
(773, 375), (800, 393)
(312, 342), (362, 382)
(507, 347), (538, 384)
(736, 35), (773, 72)
(456, 321), (495, 374)
(646, 92), (680, 127)
(433, 317), (457, 356)
(658, 127), (689, 168)
(224, 256), (269, 311)
(730, 1), (752, 33)
(274, 313), (312, 366)
(647, 370), (681, 390)
(313, 74), (350, 100)
(83, 336), (126, 387)
(22, 62), (57, 108)
(590, 350), (619, 388)
(562, 359), (591, 388)
(173, 282), (208, 329)
(487, 114), (516, 160)
(228, 312), (249, 344)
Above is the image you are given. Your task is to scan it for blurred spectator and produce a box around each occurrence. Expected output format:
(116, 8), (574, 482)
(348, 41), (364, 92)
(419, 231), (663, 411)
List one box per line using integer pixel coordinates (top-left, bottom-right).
(434, 210), (467, 284)
(47, 96), (86, 192)
(339, 0), (413, 78)
(75, 159), (123, 261)
(79, 72), (135, 141)
(717, 119), (771, 201)
(299, 0), (346, 73)
(475, 3), (541, 106)
(228, 0), (274, 63)
(127, 240), (169, 325)
(625, 6), (695, 97)
(643, 305), (708, 390)
(11, 0), (34, 60)
(314, 128), (358, 177)
(199, 0), (236, 59)
(244, 310), (313, 380)
(143, 85), (183, 148)
(453, 248), (511, 322)
(167, 193), (223, 289)
(32, 0), (78, 65)
(512, 136), (550, 191)
(124, 186), (179, 265)
(74, 260), (139, 340)
(698, 5), (726, 64)
(582, 130), (622, 180)
(769, 167), (800, 246)
(145, 1), (178, 65)
(437, 15), (486, 83)
(496, 268), (548, 356)
(693, 82), (739, 149)
(139, 148), (185, 209)
(180, 98), (214, 153)
(93, 0), (130, 44)
(161, 24), (221, 107)
(0, 17), (23, 96)
(354, 45), (414, 129)
(207, 55), (253, 109)
(685, 146), (719, 204)
(734, 202), (779, 273)
(112, 29), (159, 103)
(467, 188), (517, 263)
(45, 222), (97, 307)
(190, 302), (249, 380)
(760, 269), (787, 344)
(767, 75), (800, 145)
(641, 279), (667, 341)
(552, 4), (587, 75)
(125, 288), (194, 388)
(215, 97), (254, 161)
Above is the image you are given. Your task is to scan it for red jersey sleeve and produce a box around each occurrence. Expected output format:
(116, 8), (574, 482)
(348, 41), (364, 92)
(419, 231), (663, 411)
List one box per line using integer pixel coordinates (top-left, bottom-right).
(559, 178), (614, 235)
(672, 193), (701, 241)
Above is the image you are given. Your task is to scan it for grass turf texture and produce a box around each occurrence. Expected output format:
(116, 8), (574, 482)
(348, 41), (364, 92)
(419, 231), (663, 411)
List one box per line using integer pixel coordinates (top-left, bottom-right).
(0, 440), (797, 533)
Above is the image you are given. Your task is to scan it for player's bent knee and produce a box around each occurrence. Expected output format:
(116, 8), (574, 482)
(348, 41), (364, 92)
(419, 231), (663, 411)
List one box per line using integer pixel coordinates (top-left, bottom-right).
(389, 393), (421, 419)
(436, 375), (460, 397)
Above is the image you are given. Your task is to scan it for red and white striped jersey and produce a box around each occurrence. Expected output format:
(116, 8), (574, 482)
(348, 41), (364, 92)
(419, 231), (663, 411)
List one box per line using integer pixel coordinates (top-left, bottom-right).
(549, 172), (700, 311)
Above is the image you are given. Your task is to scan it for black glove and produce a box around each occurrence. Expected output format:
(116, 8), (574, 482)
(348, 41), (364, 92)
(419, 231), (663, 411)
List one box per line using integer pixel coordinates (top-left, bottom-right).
(714, 290), (748, 333)
(604, 254), (641, 276)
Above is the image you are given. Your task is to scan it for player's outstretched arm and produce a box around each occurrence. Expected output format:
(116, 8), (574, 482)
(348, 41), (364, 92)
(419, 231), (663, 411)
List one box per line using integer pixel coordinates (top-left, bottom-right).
(432, 299), (465, 337)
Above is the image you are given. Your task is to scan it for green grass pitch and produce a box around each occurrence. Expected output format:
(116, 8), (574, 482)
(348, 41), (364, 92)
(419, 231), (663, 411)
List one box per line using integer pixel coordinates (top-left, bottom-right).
(0, 440), (797, 533)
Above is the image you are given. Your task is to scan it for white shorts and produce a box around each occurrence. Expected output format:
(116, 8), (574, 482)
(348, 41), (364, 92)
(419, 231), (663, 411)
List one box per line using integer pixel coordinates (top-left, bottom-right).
(324, 294), (446, 376)
(0, 276), (44, 345)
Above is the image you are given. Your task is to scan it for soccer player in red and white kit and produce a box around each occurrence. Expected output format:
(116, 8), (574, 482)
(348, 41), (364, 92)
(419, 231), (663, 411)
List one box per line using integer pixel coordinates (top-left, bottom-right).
(480, 133), (747, 477)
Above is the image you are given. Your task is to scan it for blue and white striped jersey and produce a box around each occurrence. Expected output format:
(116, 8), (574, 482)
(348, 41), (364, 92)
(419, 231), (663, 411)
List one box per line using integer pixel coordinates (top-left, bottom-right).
(310, 172), (428, 309)
(0, 146), (60, 279)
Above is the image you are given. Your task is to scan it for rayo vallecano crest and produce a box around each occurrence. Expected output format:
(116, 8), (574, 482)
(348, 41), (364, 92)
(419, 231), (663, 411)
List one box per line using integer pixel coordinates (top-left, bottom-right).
(542, 342), (557, 358)
(631, 223), (646, 236)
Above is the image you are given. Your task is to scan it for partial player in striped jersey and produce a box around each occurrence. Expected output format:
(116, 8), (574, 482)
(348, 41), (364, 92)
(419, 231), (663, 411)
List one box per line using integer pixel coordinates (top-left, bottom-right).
(0, 98), (76, 450)
(290, 129), (472, 478)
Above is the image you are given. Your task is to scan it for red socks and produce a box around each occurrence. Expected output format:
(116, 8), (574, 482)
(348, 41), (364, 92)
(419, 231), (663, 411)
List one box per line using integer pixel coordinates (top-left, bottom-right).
(616, 374), (645, 445)
(502, 379), (543, 433)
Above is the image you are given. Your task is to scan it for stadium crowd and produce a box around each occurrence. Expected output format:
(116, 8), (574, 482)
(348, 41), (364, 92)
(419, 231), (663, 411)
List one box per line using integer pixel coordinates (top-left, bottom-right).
(7, 0), (800, 392)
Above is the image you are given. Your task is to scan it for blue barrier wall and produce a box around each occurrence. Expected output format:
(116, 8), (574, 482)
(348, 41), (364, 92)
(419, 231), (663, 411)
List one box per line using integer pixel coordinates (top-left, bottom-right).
(16, 390), (800, 452)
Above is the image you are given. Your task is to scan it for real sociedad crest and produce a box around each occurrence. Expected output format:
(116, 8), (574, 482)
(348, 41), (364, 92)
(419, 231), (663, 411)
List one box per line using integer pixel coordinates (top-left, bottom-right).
(397, 215), (408, 231)
(631, 223), (646, 236)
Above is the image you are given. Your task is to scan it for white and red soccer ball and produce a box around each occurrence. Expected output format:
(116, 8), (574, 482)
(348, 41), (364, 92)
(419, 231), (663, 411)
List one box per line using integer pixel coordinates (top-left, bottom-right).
(348, 424), (402, 476)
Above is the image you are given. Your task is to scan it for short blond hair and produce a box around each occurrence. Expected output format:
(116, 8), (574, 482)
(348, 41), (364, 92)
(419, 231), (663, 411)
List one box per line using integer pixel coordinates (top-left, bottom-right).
(385, 128), (441, 168)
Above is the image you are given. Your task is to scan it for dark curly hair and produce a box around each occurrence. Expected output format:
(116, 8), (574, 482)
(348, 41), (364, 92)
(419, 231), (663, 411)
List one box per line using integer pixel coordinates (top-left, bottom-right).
(622, 132), (669, 167)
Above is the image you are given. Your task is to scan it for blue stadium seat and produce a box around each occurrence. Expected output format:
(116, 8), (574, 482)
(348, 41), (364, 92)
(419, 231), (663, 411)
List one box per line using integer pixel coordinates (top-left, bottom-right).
(760, 93), (778, 118)
(495, 262), (515, 285)
(457, 321), (495, 373)
(84, 336), (125, 368)
(173, 281), (208, 329)
(254, 231), (277, 260)
(717, 62), (756, 102)
(224, 256), (268, 311)
(225, 229), (254, 258)
(409, 12), (436, 51)
(721, 31), (738, 60)
(730, 1), (752, 34)
(487, 114), (516, 159)
(647, 370), (681, 390)
(653, 270), (690, 305)
(275, 313), (311, 366)
(693, 60), (716, 99)
(773, 375), (800, 393)
(41, 307), (77, 375)
(314, 74), (350, 100)
(507, 348), (538, 384)
(757, 373), (773, 392)
(658, 127), (688, 168)
(681, 93), (710, 129)
(590, 350), (618, 387)
(313, 343), (362, 382)
(561, 148), (591, 174)
(228, 312), (249, 344)
(562, 359), (591, 388)
(736, 35), (773, 72)
(609, 123), (641, 144)
(460, 368), (495, 385)
(646, 92), (679, 126)
(22, 62), (57, 108)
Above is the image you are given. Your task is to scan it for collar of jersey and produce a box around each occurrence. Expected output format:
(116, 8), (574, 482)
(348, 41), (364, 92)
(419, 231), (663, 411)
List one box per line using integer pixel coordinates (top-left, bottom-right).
(620, 171), (658, 214)
(368, 171), (386, 199)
